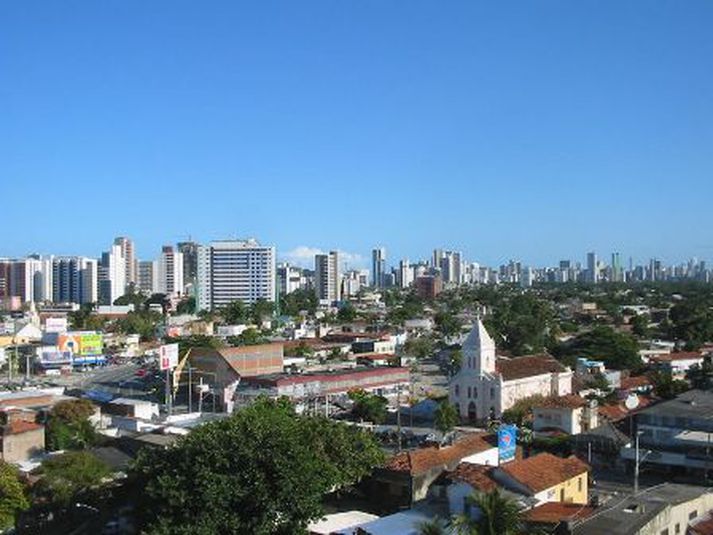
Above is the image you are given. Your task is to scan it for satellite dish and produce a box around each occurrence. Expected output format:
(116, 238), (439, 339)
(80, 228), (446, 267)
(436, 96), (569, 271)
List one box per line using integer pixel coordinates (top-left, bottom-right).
(625, 394), (640, 410)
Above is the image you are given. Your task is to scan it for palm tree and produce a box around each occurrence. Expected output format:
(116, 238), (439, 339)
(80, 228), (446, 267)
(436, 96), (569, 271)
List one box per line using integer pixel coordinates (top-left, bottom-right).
(451, 489), (523, 535)
(417, 517), (449, 535)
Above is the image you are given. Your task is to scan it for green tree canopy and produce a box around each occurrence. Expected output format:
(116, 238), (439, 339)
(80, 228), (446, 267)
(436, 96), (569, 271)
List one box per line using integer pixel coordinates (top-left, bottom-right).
(33, 451), (110, 507)
(451, 489), (524, 535)
(45, 399), (98, 451)
(348, 389), (388, 424)
(280, 289), (318, 317)
(337, 302), (357, 322)
(222, 300), (249, 324)
(553, 326), (642, 370)
(404, 336), (435, 360)
(176, 296), (196, 315)
(485, 293), (555, 356)
(250, 299), (275, 324)
(130, 398), (384, 535)
(434, 401), (459, 436)
(435, 312), (463, 339)
(0, 462), (29, 530)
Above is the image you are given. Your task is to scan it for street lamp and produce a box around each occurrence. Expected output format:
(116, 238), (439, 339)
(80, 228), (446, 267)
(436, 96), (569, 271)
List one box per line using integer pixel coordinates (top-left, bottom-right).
(634, 430), (652, 494)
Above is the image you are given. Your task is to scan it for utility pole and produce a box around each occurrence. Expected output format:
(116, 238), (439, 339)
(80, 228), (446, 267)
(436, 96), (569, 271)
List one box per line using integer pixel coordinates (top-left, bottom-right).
(396, 384), (402, 453)
(188, 366), (193, 414)
(634, 431), (640, 494)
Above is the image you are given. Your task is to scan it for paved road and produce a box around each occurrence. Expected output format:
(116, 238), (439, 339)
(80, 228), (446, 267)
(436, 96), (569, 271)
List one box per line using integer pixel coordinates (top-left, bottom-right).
(51, 363), (160, 400)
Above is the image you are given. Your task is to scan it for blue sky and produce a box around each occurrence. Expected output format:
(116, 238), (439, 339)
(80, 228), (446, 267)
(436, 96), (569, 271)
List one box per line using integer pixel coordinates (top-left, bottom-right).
(2, 1), (712, 268)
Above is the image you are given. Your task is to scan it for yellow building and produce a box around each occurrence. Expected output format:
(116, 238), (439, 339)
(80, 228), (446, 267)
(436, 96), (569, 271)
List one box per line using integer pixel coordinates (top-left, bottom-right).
(494, 452), (589, 505)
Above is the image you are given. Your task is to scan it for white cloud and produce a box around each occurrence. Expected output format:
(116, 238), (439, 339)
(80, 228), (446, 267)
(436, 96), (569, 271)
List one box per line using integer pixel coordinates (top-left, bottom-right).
(280, 246), (367, 270)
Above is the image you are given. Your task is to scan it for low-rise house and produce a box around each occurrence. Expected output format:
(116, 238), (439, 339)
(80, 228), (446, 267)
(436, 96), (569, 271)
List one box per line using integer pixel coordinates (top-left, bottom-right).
(524, 502), (595, 534)
(367, 432), (497, 509)
(617, 375), (654, 396)
(492, 453), (590, 506)
(0, 409), (44, 463)
(649, 351), (705, 379)
(532, 395), (598, 436)
(573, 483), (713, 535)
(105, 398), (160, 420)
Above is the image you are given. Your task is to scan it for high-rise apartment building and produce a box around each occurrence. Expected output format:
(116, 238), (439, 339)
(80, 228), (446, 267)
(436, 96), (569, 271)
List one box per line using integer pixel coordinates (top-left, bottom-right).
(611, 252), (623, 283)
(587, 252), (599, 284)
(315, 251), (341, 304)
(52, 257), (98, 304)
(177, 241), (199, 285)
(439, 250), (462, 285)
(99, 245), (126, 305)
(277, 263), (303, 295)
(137, 260), (158, 295)
(399, 259), (413, 288)
(114, 237), (136, 289)
(372, 247), (386, 288)
(157, 245), (184, 297)
(196, 239), (276, 311)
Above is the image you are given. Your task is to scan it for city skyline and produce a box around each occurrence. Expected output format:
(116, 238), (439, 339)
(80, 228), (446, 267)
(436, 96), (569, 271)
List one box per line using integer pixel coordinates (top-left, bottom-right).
(2, 2), (713, 264)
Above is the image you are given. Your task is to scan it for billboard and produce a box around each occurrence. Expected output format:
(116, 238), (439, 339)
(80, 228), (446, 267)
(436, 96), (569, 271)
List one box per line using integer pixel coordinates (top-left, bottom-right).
(45, 317), (68, 334)
(37, 346), (73, 366)
(159, 343), (179, 371)
(498, 424), (517, 463)
(58, 332), (104, 356)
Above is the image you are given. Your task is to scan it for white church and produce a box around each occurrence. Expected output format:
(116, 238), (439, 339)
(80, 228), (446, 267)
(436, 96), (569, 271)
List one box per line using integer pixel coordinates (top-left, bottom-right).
(449, 320), (573, 422)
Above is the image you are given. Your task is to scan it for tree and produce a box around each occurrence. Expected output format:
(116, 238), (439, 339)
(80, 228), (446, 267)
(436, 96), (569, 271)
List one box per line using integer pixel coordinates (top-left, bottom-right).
(417, 517), (449, 535)
(33, 451), (109, 507)
(45, 399), (97, 451)
(485, 294), (556, 356)
(669, 299), (713, 349)
(648, 370), (689, 399)
(228, 328), (266, 347)
(501, 394), (546, 426)
(176, 296), (196, 315)
(434, 401), (459, 436)
(337, 302), (357, 322)
(404, 336), (435, 360)
(689, 356), (713, 389)
(435, 312), (463, 339)
(113, 288), (146, 308)
(222, 300), (248, 325)
(349, 390), (388, 424)
(553, 326), (642, 370)
(115, 310), (162, 341)
(250, 299), (275, 324)
(130, 398), (384, 535)
(446, 349), (463, 377)
(631, 314), (651, 338)
(451, 489), (524, 535)
(280, 289), (318, 317)
(0, 462), (29, 530)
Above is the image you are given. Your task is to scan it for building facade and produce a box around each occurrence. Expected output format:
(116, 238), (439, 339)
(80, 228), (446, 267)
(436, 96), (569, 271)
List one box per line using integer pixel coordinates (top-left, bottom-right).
(314, 251), (340, 304)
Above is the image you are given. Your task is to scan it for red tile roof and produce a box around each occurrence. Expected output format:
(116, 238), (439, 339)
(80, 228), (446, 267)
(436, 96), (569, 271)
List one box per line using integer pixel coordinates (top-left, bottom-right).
(525, 502), (595, 524)
(385, 433), (496, 475)
(535, 395), (587, 410)
(500, 453), (589, 494)
(3, 420), (43, 435)
(446, 463), (499, 493)
(598, 395), (655, 422)
(496, 355), (567, 381)
(651, 351), (703, 362)
(618, 375), (652, 390)
(690, 513), (713, 535)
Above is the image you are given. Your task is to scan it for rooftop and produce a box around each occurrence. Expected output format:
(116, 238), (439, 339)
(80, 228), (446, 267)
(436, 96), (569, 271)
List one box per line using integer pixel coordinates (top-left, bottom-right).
(2, 420), (43, 435)
(525, 502), (595, 524)
(385, 432), (496, 475)
(445, 462), (498, 493)
(574, 484), (713, 535)
(534, 394), (588, 410)
(651, 351), (703, 362)
(496, 355), (568, 382)
(637, 389), (713, 420)
(500, 453), (589, 494)
(242, 366), (409, 388)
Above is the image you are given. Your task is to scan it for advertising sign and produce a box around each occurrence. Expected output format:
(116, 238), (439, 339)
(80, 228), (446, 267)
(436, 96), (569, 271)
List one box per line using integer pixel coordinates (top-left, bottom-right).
(498, 424), (518, 463)
(159, 343), (179, 371)
(45, 317), (68, 334)
(38, 347), (73, 366)
(58, 332), (104, 356)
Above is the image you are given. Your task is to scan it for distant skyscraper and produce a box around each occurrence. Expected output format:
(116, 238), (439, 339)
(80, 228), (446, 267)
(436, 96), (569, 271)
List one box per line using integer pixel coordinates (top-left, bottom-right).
(99, 244), (126, 305)
(439, 251), (462, 284)
(399, 259), (413, 288)
(52, 257), (98, 304)
(196, 239), (276, 311)
(114, 237), (136, 289)
(157, 245), (184, 297)
(315, 251), (341, 304)
(137, 260), (157, 295)
(177, 241), (199, 285)
(611, 252), (622, 282)
(586, 252), (598, 284)
(372, 247), (386, 288)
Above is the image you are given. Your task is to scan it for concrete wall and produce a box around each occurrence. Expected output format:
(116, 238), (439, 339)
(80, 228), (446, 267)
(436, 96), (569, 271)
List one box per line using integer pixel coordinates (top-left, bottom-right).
(2, 428), (45, 463)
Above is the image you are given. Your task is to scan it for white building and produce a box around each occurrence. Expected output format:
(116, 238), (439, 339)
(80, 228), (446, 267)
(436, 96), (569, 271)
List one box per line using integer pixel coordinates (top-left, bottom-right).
(449, 321), (573, 422)
(399, 259), (413, 288)
(157, 245), (184, 297)
(315, 251), (340, 304)
(196, 239), (276, 311)
(99, 244), (126, 305)
(372, 247), (386, 288)
(277, 263), (303, 295)
(113, 236), (137, 288)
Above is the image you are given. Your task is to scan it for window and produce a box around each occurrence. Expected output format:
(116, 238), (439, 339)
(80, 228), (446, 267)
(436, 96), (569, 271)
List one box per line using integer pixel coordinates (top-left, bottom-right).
(578, 477), (583, 492)
(490, 387), (495, 398)
(690, 511), (698, 520)
(675, 523), (680, 534)
(455, 385), (460, 397)
(660, 529), (669, 535)
(473, 388), (478, 399)
(467, 387), (471, 398)
(560, 488), (565, 501)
